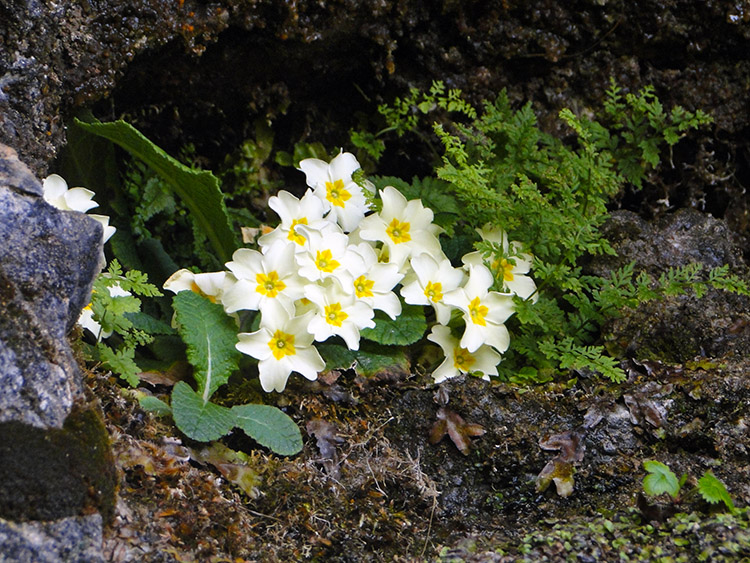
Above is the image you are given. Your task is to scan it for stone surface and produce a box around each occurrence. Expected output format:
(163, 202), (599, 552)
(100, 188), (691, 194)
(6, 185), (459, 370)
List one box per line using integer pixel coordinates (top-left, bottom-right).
(0, 515), (104, 563)
(587, 209), (750, 361)
(0, 144), (102, 428)
(0, 144), (113, 559)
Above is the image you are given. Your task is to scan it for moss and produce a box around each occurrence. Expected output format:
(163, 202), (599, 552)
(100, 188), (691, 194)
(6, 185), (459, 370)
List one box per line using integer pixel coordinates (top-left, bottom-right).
(0, 400), (116, 523)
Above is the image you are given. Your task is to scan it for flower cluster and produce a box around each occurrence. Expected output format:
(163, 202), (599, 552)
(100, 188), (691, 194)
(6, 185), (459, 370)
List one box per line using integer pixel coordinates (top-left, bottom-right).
(165, 152), (536, 391)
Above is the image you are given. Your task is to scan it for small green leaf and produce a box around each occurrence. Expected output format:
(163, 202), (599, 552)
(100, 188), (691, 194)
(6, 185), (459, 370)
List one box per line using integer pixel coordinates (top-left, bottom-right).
(171, 381), (235, 442)
(98, 344), (141, 387)
(231, 404), (302, 456)
(139, 395), (172, 416)
(361, 304), (426, 346)
(75, 119), (238, 264)
(698, 471), (736, 513)
(172, 291), (242, 403)
(643, 460), (681, 499)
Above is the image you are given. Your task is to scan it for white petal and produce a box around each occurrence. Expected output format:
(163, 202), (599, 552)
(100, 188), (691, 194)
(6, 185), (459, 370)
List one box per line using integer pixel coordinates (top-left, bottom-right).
(289, 346), (325, 380)
(328, 151), (360, 181)
(236, 329), (273, 361)
(258, 357), (292, 392)
(64, 187), (98, 213)
(298, 158), (330, 188)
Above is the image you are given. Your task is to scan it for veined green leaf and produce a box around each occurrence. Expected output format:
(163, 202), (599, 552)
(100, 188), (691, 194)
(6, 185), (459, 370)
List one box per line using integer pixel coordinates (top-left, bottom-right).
(75, 118), (238, 264)
(643, 460), (681, 499)
(231, 404), (302, 456)
(171, 381), (235, 442)
(360, 304), (426, 346)
(172, 291), (242, 403)
(698, 471), (736, 513)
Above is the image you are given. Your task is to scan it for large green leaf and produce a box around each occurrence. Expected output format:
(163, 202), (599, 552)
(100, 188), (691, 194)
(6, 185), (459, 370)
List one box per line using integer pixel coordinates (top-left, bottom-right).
(171, 381), (235, 442)
(232, 404), (302, 456)
(76, 119), (238, 264)
(360, 304), (427, 346)
(172, 291), (242, 402)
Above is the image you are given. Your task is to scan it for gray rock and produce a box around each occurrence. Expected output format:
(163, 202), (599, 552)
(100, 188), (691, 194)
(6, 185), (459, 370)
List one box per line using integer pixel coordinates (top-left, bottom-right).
(0, 144), (112, 559)
(0, 144), (102, 428)
(0, 515), (104, 563)
(587, 209), (750, 361)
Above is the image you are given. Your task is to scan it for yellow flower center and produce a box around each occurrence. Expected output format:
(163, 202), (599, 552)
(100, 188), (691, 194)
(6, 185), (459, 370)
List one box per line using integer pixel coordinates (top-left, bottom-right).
(255, 271), (286, 298)
(287, 217), (308, 245)
(326, 179), (352, 208)
(324, 303), (348, 327)
(315, 249), (340, 273)
(423, 280), (443, 303)
(453, 347), (476, 372)
(468, 296), (488, 326)
(268, 330), (296, 360)
(386, 218), (411, 244)
(353, 275), (375, 298)
(491, 258), (515, 282)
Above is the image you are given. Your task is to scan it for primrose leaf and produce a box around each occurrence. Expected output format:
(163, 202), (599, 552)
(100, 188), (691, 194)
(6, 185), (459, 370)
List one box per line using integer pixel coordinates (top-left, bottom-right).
(231, 404), (302, 456)
(75, 118), (238, 264)
(171, 381), (235, 442)
(361, 304), (427, 346)
(643, 460), (681, 499)
(318, 341), (409, 379)
(138, 395), (172, 416)
(697, 471), (736, 513)
(172, 291), (242, 402)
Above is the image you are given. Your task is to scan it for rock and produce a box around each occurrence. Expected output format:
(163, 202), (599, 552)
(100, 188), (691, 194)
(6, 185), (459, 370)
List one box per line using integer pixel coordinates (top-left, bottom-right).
(0, 144), (102, 428)
(0, 144), (114, 559)
(586, 209), (750, 362)
(0, 515), (104, 563)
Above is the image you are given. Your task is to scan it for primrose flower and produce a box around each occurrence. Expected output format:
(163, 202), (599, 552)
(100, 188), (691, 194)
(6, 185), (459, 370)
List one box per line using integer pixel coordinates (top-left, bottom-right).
(294, 226), (364, 284)
(305, 279), (375, 350)
(299, 151), (370, 232)
(221, 240), (305, 315)
(42, 174), (116, 243)
(443, 264), (515, 353)
(258, 189), (330, 251)
(347, 242), (404, 320)
(400, 253), (465, 325)
(462, 225), (537, 301)
(163, 268), (233, 304)
(236, 300), (324, 393)
(427, 325), (502, 383)
(357, 186), (443, 271)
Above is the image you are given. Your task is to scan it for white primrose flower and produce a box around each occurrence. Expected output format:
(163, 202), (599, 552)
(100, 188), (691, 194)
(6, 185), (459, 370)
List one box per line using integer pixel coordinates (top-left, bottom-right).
(357, 186), (443, 271)
(427, 324), (502, 383)
(42, 174), (116, 243)
(443, 264), (515, 354)
(295, 226), (365, 284)
(221, 240), (305, 315)
(304, 278), (375, 350)
(462, 225), (537, 301)
(298, 151), (370, 232)
(163, 268), (233, 304)
(347, 242), (404, 320)
(258, 189), (330, 251)
(235, 300), (324, 393)
(400, 253), (466, 325)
